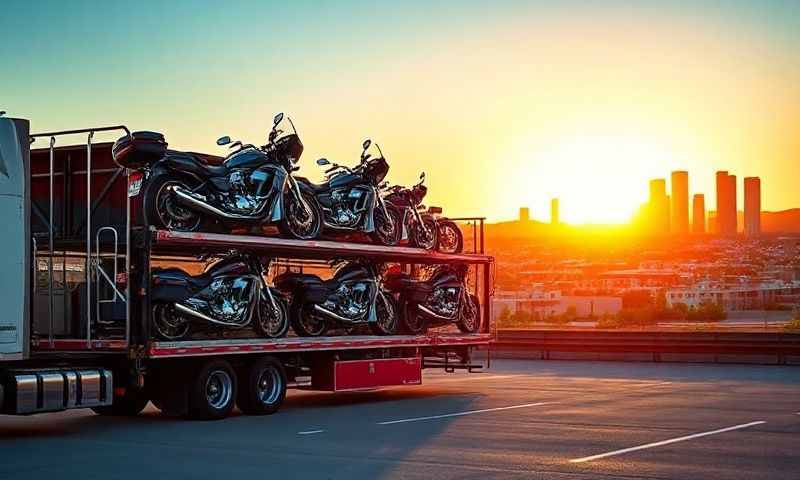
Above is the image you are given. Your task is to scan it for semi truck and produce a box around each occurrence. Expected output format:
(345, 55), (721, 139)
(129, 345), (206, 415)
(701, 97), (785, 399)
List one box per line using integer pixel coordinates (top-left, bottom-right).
(0, 115), (494, 420)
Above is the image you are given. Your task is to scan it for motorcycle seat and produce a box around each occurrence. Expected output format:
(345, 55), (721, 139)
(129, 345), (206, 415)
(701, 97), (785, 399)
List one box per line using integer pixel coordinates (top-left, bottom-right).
(153, 268), (213, 289)
(166, 151), (229, 177)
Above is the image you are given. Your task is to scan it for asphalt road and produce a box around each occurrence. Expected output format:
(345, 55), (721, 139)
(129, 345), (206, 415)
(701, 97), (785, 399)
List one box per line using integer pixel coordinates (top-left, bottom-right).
(1, 359), (799, 480)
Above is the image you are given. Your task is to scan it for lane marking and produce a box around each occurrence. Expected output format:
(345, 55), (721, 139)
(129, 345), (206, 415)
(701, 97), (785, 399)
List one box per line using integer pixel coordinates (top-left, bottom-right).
(628, 381), (672, 389)
(378, 402), (552, 425)
(570, 421), (766, 463)
(297, 429), (324, 435)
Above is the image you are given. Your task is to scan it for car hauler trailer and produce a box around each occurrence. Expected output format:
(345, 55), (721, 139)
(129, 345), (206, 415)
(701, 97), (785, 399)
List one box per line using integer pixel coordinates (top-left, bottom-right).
(0, 116), (494, 420)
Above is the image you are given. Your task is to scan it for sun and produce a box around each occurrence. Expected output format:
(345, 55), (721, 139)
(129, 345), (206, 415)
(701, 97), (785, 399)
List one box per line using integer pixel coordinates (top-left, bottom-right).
(508, 132), (678, 225)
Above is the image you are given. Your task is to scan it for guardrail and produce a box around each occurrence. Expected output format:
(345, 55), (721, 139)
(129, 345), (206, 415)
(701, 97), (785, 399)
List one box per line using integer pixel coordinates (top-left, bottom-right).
(493, 329), (800, 365)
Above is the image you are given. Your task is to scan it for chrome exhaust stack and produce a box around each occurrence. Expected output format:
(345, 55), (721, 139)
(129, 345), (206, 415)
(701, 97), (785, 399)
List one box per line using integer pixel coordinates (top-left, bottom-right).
(418, 304), (456, 321)
(169, 186), (264, 221)
(313, 304), (362, 324)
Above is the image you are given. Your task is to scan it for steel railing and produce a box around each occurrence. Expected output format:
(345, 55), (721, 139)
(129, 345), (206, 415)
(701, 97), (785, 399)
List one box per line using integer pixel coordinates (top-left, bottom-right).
(30, 125), (131, 349)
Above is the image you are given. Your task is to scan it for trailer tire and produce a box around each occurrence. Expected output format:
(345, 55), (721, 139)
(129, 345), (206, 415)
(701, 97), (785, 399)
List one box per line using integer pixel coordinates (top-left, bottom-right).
(188, 359), (237, 420)
(91, 388), (149, 417)
(237, 356), (287, 415)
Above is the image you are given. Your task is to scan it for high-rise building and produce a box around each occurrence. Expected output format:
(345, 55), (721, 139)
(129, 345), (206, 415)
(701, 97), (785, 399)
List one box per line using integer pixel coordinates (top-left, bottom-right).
(670, 171), (689, 235)
(519, 207), (530, 222)
(715, 171), (737, 235)
(550, 198), (559, 225)
(648, 178), (670, 234)
(744, 177), (761, 237)
(692, 194), (706, 234)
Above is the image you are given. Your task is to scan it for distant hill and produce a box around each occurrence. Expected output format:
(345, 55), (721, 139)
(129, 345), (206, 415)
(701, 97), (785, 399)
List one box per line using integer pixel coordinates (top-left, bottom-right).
(761, 209), (800, 233)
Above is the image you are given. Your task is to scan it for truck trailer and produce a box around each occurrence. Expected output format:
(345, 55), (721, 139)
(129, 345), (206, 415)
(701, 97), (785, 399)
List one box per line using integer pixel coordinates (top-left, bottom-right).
(0, 116), (494, 420)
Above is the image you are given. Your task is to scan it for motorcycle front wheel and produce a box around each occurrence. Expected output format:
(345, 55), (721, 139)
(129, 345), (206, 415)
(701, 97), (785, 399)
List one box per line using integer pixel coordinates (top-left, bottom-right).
(279, 191), (323, 240)
(457, 294), (482, 334)
(437, 220), (464, 254)
(256, 292), (290, 339)
(291, 303), (328, 337)
(370, 292), (399, 335)
(153, 303), (191, 340)
(370, 204), (402, 246)
(143, 175), (203, 232)
(412, 216), (438, 250)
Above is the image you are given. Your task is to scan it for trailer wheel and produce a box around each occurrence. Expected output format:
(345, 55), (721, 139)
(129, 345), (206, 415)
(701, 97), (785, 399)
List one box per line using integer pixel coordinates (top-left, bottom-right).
(92, 387), (149, 417)
(237, 356), (287, 415)
(188, 359), (237, 420)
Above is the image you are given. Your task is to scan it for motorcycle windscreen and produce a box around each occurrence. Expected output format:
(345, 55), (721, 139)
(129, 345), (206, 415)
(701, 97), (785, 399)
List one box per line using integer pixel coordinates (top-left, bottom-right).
(0, 118), (30, 359)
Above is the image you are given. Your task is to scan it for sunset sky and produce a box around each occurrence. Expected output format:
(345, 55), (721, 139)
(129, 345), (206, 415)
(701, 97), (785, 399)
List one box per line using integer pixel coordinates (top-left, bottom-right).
(3, 0), (799, 223)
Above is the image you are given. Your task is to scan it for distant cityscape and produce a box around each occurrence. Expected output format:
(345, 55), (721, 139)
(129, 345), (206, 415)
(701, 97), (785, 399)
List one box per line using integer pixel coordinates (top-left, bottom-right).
(518, 170), (766, 236)
(488, 171), (800, 330)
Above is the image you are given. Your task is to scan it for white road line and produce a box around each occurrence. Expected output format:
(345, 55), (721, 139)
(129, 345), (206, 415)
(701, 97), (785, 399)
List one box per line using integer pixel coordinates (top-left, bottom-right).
(570, 421), (766, 463)
(378, 402), (552, 425)
(297, 429), (324, 435)
(628, 381), (672, 389)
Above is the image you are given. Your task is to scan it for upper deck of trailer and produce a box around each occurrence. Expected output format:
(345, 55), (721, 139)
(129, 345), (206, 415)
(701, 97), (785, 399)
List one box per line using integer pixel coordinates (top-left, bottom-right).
(147, 229), (494, 265)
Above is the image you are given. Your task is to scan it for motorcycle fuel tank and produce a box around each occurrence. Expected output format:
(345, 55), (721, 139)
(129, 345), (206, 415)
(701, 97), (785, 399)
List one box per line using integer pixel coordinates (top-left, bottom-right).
(328, 172), (362, 189)
(224, 148), (271, 170)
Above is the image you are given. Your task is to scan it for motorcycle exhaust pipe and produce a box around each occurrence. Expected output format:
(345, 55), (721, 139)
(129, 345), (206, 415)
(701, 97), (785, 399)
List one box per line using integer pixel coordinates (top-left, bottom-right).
(174, 303), (247, 327)
(313, 304), (362, 324)
(170, 186), (262, 221)
(418, 304), (456, 321)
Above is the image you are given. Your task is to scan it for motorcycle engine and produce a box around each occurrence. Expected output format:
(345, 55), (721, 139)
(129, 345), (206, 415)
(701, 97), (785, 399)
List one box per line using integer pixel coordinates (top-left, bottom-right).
(427, 287), (460, 318)
(329, 188), (364, 227)
(226, 170), (260, 214)
(324, 282), (371, 319)
(184, 276), (254, 325)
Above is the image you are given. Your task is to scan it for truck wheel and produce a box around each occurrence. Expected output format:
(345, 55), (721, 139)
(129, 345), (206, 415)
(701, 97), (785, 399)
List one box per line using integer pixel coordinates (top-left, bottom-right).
(92, 387), (149, 417)
(237, 356), (287, 415)
(188, 359), (237, 420)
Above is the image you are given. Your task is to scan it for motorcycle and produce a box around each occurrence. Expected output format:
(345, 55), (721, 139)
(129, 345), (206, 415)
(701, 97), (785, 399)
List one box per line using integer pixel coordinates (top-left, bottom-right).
(274, 260), (398, 337)
(384, 264), (481, 334)
(382, 172), (438, 250)
(428, 207), (464, 254)
(150, 252), (289, 341)
(295, 139), (402, 246)
(113, 113), (323, 239)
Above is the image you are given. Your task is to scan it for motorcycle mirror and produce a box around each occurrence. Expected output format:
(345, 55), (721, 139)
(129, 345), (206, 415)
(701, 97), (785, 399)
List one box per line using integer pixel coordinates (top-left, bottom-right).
(216, 136), (232, 146)
(273, 112), (284, 125)
(316, 158), (330, 166)
(362, 139), (371, 151)
(420, 172), (426, 181)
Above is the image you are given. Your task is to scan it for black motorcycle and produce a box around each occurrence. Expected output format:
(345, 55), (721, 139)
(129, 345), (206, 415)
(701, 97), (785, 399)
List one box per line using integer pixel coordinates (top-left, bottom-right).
(383, 172), (438, 250)
(428, 207), (464, 254)
(113, 113), (323, 239)
(384, 264), (481, 334)
(150, 252), (289, 341)
(274, 260), (398, 337)
(296, 139), (402, 245)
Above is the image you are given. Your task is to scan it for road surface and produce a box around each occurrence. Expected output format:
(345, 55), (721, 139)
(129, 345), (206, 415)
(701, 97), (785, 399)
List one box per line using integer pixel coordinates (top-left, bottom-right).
(1, 359), (798, 479)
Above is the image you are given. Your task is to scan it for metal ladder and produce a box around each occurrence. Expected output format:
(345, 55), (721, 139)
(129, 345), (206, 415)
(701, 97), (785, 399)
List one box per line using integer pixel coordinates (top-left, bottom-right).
(29, 125), (131, 349)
